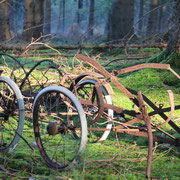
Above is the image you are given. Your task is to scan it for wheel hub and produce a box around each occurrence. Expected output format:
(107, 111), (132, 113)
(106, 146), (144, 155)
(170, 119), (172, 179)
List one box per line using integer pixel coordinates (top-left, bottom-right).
(47, 122), (58, 135)
(47, 122), (69, 135)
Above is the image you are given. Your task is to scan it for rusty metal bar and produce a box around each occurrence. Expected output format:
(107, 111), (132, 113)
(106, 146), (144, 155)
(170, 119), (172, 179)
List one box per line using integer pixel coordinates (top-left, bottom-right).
(156, 90), (174, 128)
(137, 91), (153, 179)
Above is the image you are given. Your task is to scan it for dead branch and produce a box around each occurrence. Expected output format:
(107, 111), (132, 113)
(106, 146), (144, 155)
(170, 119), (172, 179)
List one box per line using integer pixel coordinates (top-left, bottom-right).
(89, 143), (137, 163)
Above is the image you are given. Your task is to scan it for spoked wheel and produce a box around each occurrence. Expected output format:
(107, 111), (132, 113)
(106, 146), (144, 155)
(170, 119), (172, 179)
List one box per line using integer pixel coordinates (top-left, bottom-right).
(0, 77), (25, 152)
(33, 86), (87, 170)
(75, 79), (113, 143)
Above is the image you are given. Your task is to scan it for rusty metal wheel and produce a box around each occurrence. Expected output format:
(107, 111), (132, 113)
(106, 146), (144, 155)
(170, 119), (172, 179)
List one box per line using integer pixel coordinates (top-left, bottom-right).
(0, 77), (25, 152)
(75, 79), (113, 143)
(33, 86), (87, 169)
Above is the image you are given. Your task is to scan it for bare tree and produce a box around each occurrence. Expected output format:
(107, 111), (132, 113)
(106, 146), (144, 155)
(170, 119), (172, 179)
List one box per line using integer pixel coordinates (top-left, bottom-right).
(107, 0), (135, 42)
(146, 0), (159, 36)
(44, 0), (51, 35)
(77, 0), (83, 25)
(23, 0), (34, 41)
(88, 0), (94, 37)
(138, 0), (144, 34)
(165, 0), (180, 58)
(0, 0), (11, 41)
(33, 0), (45, 39)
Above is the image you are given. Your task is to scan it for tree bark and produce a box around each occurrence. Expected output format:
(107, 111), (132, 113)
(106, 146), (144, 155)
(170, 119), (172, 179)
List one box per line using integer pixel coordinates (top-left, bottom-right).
(138, 0), (144, 34)
(77, 0), (83, 25)
(108, 0), (135, 41)
(157, 0), (163, 33)
(62, 0), (65, 33)
(146, 0), (159, 36)
(23, 0), (34, 41)
(88, 0), (95, 37)
(0, 1), (11, 41)
(44, 0), (51, 35)
(33, 0), (45, 39)
(165, 0), (180, 57)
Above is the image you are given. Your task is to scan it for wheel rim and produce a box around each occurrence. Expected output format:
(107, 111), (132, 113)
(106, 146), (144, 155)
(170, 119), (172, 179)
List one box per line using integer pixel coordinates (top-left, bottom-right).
(76, 79), (113, 143)
(0, 80), (20, 150)
(33, 89), (85, 169)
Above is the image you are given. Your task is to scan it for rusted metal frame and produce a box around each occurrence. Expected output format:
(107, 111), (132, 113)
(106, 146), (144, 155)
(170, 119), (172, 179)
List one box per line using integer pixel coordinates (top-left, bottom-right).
(88, 83), (105, 126)
(69, 71), (114, 94)
(114, 118), (142, 129)
(156, 90), (174, 128)
(79, 98), (142, 118)
(149, 105), (180, 116)
(113, 63), (180, 80)
(137, 91), (153, 179)
(151, 123), (176, 140)
(76, 54), (136, 102)
(87, 128), (140, 132)
(127, 88), (180, 134)
(113, 63), (171, 75)
(118, 131), (180, 146)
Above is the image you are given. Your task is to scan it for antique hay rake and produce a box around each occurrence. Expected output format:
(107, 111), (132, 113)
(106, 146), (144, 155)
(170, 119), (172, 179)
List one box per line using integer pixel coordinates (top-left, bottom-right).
(31, 54), (180, 178)
(70, 54), (180, 178)
(0, 51), (179, 178)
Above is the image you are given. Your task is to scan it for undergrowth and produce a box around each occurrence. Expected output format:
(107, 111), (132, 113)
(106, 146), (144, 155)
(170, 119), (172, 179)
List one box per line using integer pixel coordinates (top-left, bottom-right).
(0, 48), (179, 179)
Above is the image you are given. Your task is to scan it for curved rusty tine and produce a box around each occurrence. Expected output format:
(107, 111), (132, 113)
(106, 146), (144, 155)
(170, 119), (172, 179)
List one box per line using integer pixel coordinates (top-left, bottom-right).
(156, 90), (175, 129)
(137, 91), (153, 179)
(114, 63), (180, 80)
(88, 83), (105, 126)
(115, 63), (171, 75)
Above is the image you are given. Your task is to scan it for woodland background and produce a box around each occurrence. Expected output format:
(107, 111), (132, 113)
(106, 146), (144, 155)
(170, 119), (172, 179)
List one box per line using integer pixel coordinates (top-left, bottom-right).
(0, 0), (177, 46)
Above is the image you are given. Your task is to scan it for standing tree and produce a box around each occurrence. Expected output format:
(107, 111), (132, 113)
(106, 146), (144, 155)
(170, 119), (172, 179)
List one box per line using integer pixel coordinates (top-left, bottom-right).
(165, 0), (180, 58)
(107, 0), (135, 42)
(88, 0), (94, 37)
(44, 0), (51, 35)
(76, 0), (83, 25)
(23, 0), (34, 41)
(33, 0), (45, 39)
(0, 1), (11, 41)
(146, 0), (159, 36)
(138, 0), (144, 34)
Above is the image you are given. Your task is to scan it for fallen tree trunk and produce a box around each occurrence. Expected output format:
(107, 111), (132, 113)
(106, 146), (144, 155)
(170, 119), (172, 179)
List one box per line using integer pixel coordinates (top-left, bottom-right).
(0, 43), (167, 51)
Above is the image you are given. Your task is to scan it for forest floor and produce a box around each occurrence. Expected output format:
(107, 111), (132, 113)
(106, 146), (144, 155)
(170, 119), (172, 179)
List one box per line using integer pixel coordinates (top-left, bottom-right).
(0, 47), (180, 179)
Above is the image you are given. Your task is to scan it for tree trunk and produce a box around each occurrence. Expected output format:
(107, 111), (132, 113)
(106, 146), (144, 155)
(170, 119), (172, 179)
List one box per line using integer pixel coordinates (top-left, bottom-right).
(33, 0), (45, 39)
(57, 0), (62, 33)
(165, 0), (180, 57)
(88, 0), (95, 37)
(44, 0), (51, 35)
(157, 0), (163, 33)
(77, 0), (83, 25)
(146, 0), (159, 36)
(108, 0), (135, 41)
(62, 0), (65, 33)
(23, 0), (34, 41)
(138, 0), (144, 34)
(0, 1), (11, 42)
